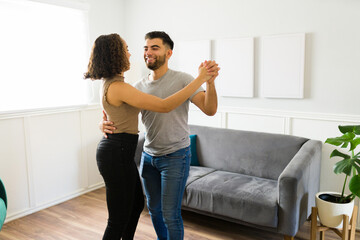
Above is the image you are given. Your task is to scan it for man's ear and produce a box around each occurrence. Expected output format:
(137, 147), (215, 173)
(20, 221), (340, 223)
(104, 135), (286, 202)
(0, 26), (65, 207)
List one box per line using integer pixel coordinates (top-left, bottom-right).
(166, 49), (173, 59)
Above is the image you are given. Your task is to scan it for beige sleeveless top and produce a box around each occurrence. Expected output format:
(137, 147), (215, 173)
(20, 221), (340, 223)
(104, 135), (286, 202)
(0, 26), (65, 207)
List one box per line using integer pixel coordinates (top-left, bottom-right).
(101, 77), (140, 134)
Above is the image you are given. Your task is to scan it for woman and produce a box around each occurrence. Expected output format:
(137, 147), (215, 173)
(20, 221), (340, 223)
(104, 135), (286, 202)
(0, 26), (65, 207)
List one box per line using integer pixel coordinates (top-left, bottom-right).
(84, 33), (215, 240)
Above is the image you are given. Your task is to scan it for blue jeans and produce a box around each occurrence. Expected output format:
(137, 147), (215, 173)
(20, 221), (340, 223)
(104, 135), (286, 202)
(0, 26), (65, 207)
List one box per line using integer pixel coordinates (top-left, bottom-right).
(140, 147), (191, 240)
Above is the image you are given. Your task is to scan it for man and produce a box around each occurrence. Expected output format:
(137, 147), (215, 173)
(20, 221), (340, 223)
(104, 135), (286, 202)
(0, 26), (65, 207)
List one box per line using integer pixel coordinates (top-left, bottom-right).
(101, 31), (219, 240)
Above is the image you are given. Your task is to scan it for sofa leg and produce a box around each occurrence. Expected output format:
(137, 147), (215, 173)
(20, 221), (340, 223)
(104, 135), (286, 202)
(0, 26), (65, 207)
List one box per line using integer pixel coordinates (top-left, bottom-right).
(284, 235), (294, 240)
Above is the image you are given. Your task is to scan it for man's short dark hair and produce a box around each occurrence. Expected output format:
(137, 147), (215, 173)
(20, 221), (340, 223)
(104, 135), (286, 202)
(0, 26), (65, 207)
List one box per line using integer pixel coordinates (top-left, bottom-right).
(145, 31), (174, 50)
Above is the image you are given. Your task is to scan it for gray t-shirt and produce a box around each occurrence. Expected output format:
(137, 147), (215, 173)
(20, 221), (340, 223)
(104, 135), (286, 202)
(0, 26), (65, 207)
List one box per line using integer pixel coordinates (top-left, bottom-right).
(134, 69), (204, 156)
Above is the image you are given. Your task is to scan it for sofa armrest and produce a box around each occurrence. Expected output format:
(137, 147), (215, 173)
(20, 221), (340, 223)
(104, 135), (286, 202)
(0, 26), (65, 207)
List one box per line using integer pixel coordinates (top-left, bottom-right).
(277, 139), (322, 236)
(134, 132), (145, 166)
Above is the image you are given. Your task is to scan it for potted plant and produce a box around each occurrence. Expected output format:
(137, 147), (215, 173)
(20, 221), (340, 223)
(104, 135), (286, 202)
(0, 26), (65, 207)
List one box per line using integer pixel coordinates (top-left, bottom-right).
(316, 125), (360, 228)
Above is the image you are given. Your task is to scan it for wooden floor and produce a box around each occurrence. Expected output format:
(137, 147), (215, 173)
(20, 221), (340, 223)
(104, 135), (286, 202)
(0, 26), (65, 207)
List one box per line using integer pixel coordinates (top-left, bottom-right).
(0, 187), (358, 240)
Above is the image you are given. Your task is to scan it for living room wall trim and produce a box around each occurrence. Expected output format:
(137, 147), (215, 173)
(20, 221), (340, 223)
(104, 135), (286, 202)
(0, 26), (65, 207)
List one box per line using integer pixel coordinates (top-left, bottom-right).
(1, 105), (359, 227)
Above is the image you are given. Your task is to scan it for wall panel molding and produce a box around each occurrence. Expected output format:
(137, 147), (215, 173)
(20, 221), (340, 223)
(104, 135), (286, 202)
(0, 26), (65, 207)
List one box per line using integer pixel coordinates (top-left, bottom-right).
(1, 105), (104, 224)
(23, 116), (36, 208)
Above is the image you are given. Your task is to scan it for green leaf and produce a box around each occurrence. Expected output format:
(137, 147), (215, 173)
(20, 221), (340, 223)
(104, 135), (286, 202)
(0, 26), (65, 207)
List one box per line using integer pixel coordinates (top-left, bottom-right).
(341, 142), (349, 148)
(354, 126), (360, 135)
(325, 138), (343, 146)
(339, 125), (360, 134)
(354, 159), (360, 173)
(338, 125), (360, 135)
(325, 132), (355, 146)
(330, 149), (351, 159)
(349, 175), (360, 198)
(350, 137), (360, 151)
(333, 158), (353, 175)
(339, 125), (356, 134)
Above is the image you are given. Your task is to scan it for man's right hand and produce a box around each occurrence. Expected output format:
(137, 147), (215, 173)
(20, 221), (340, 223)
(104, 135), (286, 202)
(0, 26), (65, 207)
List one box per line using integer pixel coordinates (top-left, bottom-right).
(204, 60), (220, 84)
(99, 110), (116, 138)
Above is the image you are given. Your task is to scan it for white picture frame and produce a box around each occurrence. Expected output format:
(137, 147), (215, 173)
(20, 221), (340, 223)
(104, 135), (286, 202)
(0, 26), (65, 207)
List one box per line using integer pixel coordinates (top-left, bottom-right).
(260, 33), (305, 98)
(213, 38), (254, 98)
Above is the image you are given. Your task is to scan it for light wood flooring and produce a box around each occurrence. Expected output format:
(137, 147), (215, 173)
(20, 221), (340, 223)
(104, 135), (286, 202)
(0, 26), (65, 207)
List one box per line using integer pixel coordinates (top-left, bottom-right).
(0, 187), (358, 240)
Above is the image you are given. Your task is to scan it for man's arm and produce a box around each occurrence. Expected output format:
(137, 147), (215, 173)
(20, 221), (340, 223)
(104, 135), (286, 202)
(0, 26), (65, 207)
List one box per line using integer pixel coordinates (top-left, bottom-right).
(191, 79), (218, 116)
(99, 110), (116, 138)
(191, 61), (219, 115)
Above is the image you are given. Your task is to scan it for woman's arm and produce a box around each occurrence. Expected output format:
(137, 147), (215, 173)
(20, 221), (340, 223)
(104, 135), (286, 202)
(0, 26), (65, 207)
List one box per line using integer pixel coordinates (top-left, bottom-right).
(107, 64), (215, 113)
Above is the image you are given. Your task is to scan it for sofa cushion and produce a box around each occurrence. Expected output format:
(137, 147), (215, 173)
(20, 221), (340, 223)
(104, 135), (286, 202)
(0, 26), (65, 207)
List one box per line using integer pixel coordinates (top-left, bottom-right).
(189, 125), (308, 180)
(183, 166), (216, 204)
(186, 166), (216, 187)
(183, 170), (279, 228)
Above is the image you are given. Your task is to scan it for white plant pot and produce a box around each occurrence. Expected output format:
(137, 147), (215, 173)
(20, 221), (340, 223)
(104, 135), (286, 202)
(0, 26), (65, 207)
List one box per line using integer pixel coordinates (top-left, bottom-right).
(315, 191), (354, 229)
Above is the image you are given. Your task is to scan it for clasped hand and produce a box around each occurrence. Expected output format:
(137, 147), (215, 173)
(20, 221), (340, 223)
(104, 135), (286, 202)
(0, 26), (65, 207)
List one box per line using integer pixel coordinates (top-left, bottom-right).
(198, 60), (220, 84)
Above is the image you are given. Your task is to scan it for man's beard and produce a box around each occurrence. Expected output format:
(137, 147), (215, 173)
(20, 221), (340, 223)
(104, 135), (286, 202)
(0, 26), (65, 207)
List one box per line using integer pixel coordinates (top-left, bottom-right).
(146, 54), (166, 70)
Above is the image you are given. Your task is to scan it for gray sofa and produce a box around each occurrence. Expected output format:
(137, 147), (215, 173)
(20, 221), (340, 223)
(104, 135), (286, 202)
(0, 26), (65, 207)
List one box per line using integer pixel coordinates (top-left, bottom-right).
(134, 125), (322, 240)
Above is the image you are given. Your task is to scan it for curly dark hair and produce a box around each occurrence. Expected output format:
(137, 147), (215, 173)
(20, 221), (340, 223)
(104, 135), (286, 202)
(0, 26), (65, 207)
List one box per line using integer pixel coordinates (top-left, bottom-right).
(84, 33), (130, 80)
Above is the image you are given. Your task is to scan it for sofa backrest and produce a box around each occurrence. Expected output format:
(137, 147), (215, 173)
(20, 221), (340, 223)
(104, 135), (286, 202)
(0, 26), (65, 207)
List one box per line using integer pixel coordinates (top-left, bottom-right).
(189, 125), (309, 180)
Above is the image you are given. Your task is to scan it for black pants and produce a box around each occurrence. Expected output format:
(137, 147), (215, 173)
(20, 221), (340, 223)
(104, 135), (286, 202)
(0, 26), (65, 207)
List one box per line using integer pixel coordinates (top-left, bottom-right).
(96, 133), (144, 240)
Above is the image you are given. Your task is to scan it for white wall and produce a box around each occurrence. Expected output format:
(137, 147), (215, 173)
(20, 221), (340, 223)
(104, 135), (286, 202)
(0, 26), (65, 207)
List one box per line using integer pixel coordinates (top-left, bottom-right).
(2, 0), (360, 229)
(87, 0), (125, 42)
(86, 0), (126, 103)
(122, 0), (360, 115)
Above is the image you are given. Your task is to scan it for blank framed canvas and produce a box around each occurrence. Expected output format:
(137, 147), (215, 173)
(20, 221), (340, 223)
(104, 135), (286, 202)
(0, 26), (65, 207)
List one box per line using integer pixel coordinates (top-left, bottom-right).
(213, 38), (254, 97)
(260, 33), (305, 98)
(171, 40), (211, 78)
